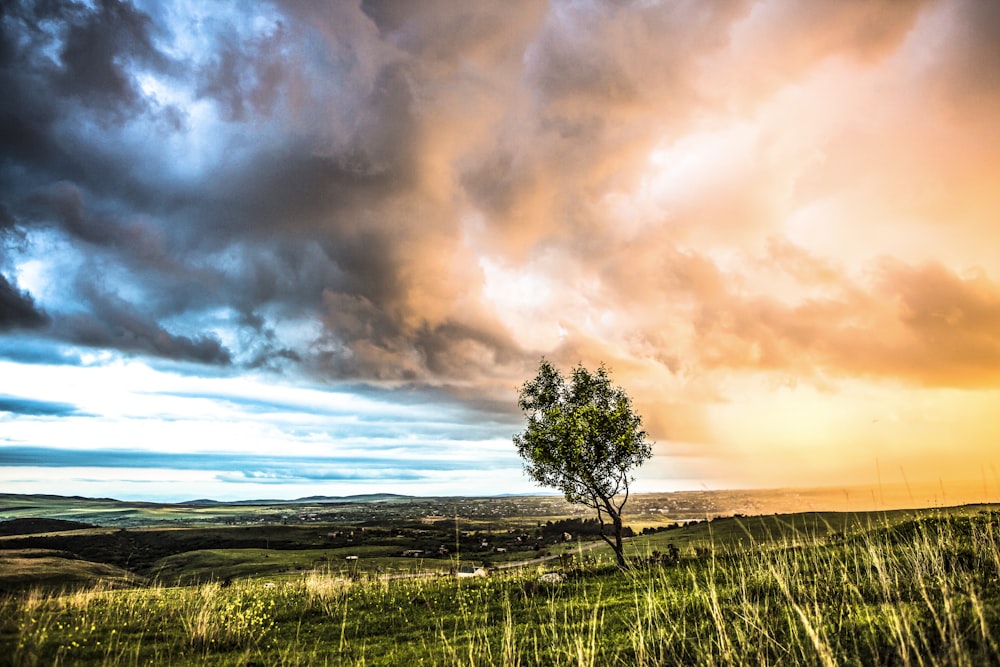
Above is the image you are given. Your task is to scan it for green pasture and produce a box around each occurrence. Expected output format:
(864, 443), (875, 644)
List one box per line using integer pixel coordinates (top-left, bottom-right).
(611, 504), (1000, 560)
(2, 510), (999, 665)
(0, 550), (142, 593)
(149, 546), (457, 585)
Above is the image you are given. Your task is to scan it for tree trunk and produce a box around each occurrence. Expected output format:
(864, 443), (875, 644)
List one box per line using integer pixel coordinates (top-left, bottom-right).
(594, 493), (628, 568)
(611, 510), (626, 568)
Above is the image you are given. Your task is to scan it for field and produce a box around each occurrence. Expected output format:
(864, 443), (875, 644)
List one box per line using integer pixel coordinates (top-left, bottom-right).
(1, 493), (999, 665)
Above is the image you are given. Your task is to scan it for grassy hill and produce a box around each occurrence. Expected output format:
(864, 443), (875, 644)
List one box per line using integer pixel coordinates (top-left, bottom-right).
(1, 507), (998, 665)
(0, 549), (142, 593)
(2, 494), (999, 664)
(2, 501), (997, 586)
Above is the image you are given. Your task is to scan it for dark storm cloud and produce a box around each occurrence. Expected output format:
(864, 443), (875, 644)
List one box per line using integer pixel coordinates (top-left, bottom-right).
(0, 0), (532, 391)
(54, 285), (231, 365)
(0, 204), (16, 232)
(0, 5), (64, 171)
(3, 0), (998, 427)
(195, 25), (288, 123)
(0, 1), (230, 365)
(0, 0), (174, 179)
(52, 0), (169, 115)
(24, 181), (121, 246)
(0, 273), (48, 330)
(2, 0), (498, 380)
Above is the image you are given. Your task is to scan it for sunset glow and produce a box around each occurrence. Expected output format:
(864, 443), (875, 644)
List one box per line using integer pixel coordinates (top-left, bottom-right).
(2, 1), (999, 501)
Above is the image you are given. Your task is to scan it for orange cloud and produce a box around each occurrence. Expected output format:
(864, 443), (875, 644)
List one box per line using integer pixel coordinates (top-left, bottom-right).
(7, 0), (1000, 492)
(683, 257), (1000, 388)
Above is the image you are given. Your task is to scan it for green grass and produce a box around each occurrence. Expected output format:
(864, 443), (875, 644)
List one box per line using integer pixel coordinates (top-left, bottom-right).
(2, 510), (999, 665)
(149, 546), (458, 585)
(0, 550), (142, 593)
(0, 515), (554, 578)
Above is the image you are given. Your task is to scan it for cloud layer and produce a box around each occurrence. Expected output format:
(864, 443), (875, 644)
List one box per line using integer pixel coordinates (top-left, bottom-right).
(3, 0), (1000, 495)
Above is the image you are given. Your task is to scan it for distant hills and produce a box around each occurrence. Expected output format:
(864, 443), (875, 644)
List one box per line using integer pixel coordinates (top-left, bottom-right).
(181, 493), (415, 506)
(2, 482), (995, 529)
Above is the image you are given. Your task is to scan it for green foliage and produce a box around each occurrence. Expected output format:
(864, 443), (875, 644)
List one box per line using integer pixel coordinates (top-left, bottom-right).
(514, 360), (652, 565)
(514, 360), (651, 506)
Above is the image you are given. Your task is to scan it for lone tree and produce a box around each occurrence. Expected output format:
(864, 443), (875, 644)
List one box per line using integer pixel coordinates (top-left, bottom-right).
(513, 359), (652, 567)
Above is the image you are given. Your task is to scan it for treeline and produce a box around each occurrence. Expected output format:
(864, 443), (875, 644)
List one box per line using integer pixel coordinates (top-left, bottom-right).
(539, 517), (635, 539)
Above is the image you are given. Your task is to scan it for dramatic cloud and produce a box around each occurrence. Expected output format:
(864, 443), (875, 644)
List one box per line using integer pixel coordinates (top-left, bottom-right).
(2, 1), (1000, 499)
(684, 255), (1000, 387)
(0, 273), (48, 330)
(54, 284), (232, 365)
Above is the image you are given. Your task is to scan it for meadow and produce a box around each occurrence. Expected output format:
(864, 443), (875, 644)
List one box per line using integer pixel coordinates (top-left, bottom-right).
(2, 504), (999, 665)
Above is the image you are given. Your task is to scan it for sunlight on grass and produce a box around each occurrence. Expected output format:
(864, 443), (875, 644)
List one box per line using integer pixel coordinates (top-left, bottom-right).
(2, 511), (999, 665)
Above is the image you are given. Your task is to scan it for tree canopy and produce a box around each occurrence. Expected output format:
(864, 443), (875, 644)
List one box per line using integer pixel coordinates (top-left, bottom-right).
(513, 359), (652, 566)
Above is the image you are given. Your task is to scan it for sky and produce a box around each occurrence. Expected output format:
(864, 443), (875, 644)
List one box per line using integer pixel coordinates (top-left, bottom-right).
(2, 0), (1000, 503)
